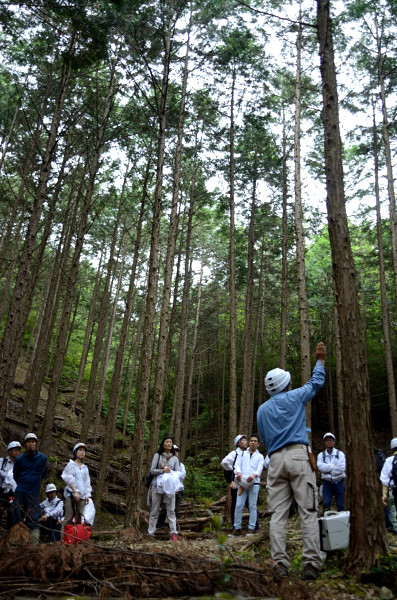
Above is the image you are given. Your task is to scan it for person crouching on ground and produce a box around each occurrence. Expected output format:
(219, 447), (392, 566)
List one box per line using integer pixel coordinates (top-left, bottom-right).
(147, 436), (181, 541)
(39, 483), (64, 542)
(229, 434), (264, 537)
(61, 443), (92, 525)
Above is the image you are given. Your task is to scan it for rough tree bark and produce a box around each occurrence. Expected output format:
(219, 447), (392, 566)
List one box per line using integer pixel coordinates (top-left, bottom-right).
(317, 0), (387, 573)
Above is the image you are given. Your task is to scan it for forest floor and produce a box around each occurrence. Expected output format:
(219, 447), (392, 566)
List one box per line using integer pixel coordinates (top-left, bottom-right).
(1, 365), (397, 599)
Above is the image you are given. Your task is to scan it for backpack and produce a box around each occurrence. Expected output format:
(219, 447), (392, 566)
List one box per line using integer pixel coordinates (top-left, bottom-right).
(223, 451), (238, 483)
(392, 455), (397, 489)
(374, 448), (387, 475)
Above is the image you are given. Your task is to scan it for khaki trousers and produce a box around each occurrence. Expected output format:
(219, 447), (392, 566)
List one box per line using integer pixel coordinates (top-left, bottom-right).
(267, 445), (322, 570)
(148, 492), (177, 535)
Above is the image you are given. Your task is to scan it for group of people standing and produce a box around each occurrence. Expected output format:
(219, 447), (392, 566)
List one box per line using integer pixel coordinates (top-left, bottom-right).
(0, 434), (93, 543)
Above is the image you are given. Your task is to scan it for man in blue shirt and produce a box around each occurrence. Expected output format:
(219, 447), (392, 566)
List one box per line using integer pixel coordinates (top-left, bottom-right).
(257, 342), (326, 580)
(12, 433), (48, 543)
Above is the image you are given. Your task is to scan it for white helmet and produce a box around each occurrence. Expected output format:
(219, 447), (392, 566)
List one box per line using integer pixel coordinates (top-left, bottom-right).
(323, 432), (335, 441)
(45, 483), (57, 493)
(390, 438), (397, 450)
(7, 441), (22, 451)
(24, 433), (38, 443)
(73, 442), (87, 454)
(234, 434), (247, 448)
(265, 368), (291, 395)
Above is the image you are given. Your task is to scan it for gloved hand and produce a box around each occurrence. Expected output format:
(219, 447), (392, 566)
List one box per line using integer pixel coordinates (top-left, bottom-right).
(382, 485), (389, 507)
(316, 342), (326, 363)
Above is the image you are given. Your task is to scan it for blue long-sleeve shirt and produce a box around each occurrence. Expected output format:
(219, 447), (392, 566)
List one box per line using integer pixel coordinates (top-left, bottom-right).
(257, 360), (325, 456)
(13, 450), (48, 495)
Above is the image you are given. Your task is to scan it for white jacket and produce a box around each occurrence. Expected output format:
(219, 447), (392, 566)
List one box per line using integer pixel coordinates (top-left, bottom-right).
(40, 496), (64, 521)
(380, 454), (397, 488)
(0, 457), (17, 493)
(317, 448), (346, 482)
(61, 460), (92, 499)
(221, 447), (245, 472)
(235, 449), (264, 484)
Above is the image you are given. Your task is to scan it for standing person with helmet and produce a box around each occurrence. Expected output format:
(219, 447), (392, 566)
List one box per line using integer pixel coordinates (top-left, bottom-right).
(257, 342), (326, 581)
(12, 433), (48, 543)
(317, 433), (346, 513)
(61, 443), (92, 525)
(229, 435), (265, 537)
(380, 437), (397, 525)
(39, 484), (64, 542)
(221, 435), (248, 527)
(0, 441), (22, 529)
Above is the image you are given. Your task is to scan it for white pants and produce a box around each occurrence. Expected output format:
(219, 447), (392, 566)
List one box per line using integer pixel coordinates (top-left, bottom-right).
(148, 492), (177, 535)
(267, 445), (322, 570)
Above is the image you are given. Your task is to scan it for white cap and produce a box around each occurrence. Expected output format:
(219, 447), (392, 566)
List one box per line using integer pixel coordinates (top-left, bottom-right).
(73, 442), (87, 453)
(234, 435), (247, 448)
(24, 433), (38, 442)
(265, 368), (291, 395)
(45, 483), (57, 493)
(390, 437), (397, 450)
(323, 432), (336, 441)
(7, 441), (22, 451)
(173, 444), (179, 450)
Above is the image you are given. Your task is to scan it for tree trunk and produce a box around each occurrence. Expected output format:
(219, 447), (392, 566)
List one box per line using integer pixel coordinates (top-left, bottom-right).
(372, 97), (397, 435)
(239, 169), (256, 434)
(180, 268), (202, 462)
(280, 108), (289, 370)
(0, 33), (76, 422)
(148, 24), (190, 459)
(125, 13), (174, 527)
(40, 58), (117, 454)
(70, 248), (105, 412)
(228, 65), (238, 447)
(317, 0), (387, 573)
(294, 13), (312, 439)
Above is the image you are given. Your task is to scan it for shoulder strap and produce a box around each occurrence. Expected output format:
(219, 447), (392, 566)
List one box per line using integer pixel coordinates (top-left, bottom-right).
(232, 450), (238, 468)
(335, 450), (339, 459)
(323, 451), (325, 462)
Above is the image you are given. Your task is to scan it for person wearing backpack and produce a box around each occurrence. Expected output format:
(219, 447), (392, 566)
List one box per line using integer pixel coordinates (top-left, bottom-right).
(375, 446), (396, 534)
(221, 435), (248, 526)
(317, 432), (346, 513)
(380, 437), (397, 531)
(0, 441), (22, 530)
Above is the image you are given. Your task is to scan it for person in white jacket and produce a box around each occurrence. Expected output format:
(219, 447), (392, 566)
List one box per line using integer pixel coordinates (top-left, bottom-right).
(221, 435), (248, 526)
(317, 432), (346, 513)
(39, 483), (64, 542)
(61, 442), (92, 525)
(0, 441), (21, 529)
(380, 437), (397, 520)
(229, 435), (264, 536)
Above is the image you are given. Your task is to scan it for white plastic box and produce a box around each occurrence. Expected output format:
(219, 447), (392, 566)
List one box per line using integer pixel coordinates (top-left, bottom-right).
(318, 510), (350, 551)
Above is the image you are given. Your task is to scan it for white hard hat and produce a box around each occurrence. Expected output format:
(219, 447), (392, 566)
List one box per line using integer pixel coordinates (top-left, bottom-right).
(24, 433), (38, 442)
(173, 444), (179, 450)
(7, 441), (22, 451)
(390, 438), (397, 450)
(265, 368), (291, 395)
(73, 442), (87, 453)
(323, 432), (336, 441)
(234, 434), (247, 448)
(45, 483), (57, 493)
